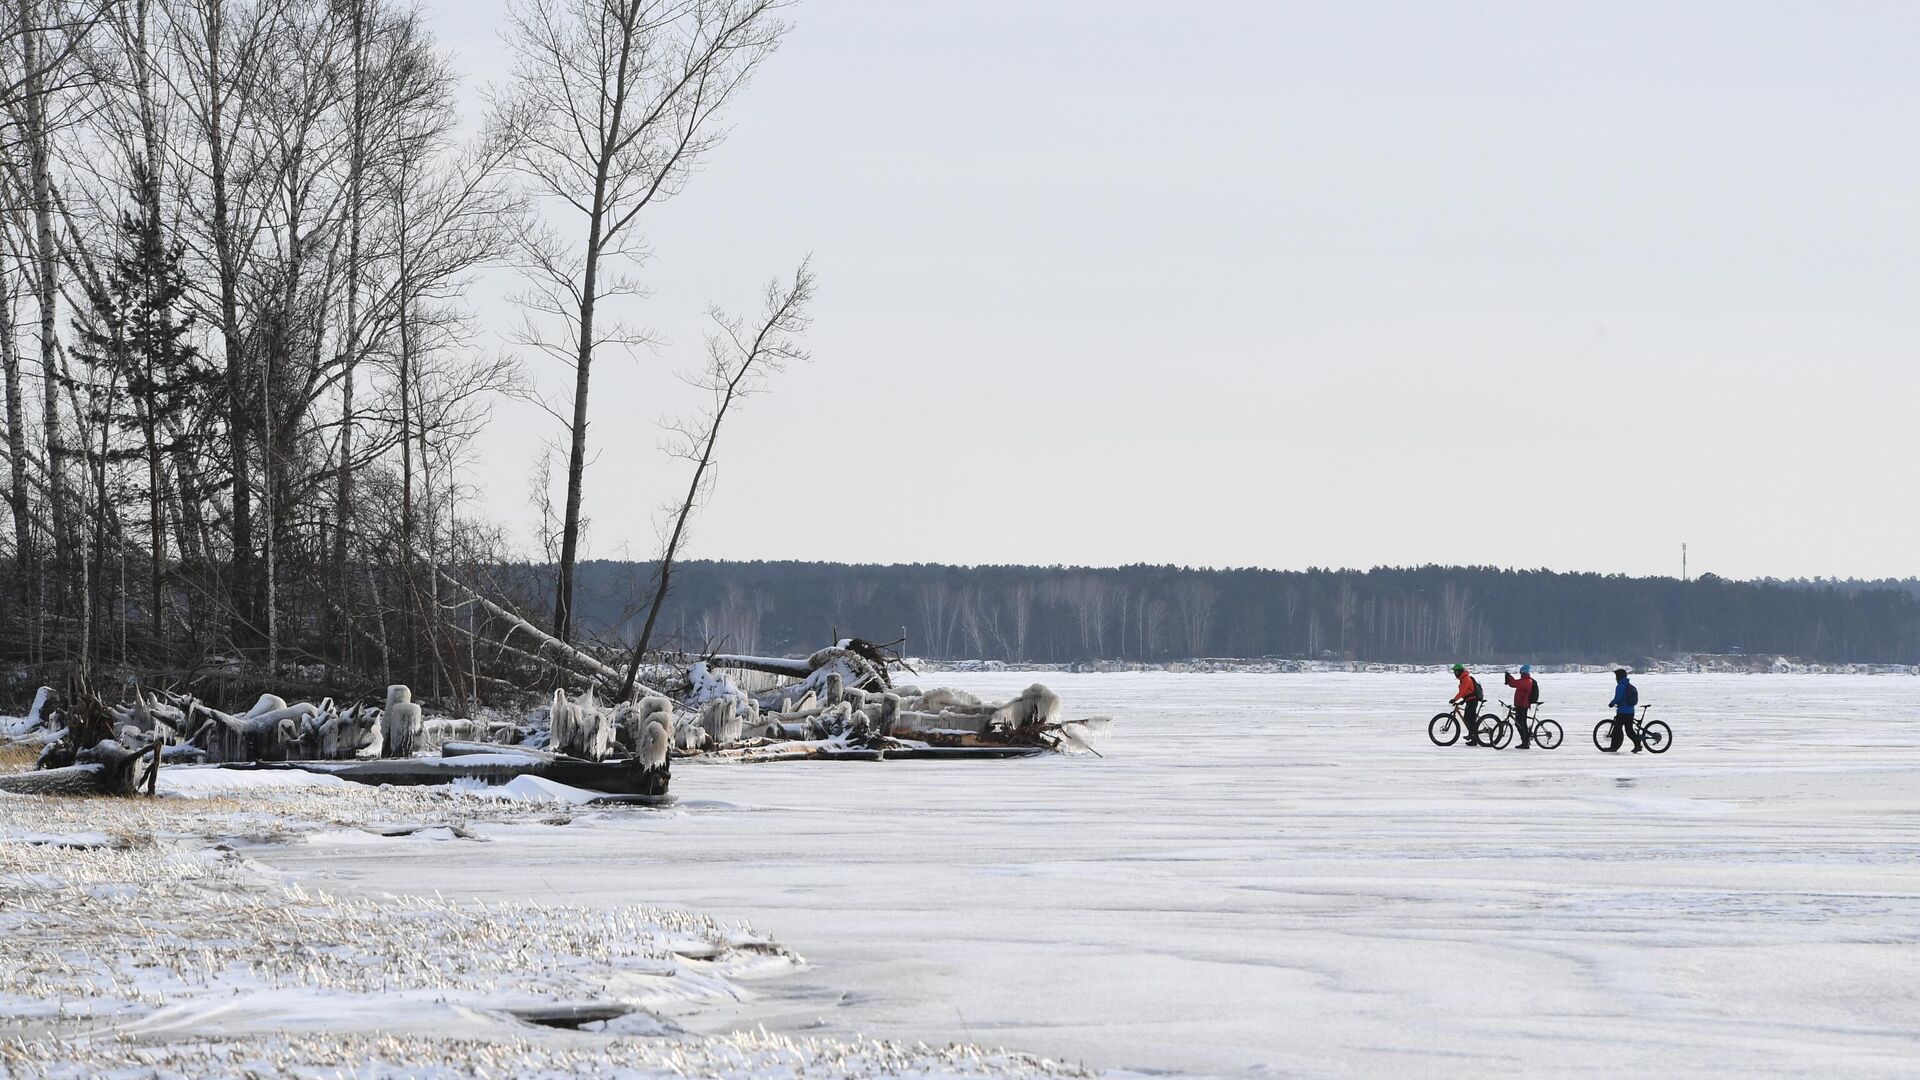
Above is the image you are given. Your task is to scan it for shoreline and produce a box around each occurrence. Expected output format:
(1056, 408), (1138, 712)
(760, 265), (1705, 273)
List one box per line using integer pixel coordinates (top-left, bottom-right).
(0, 770), (1094, 1079)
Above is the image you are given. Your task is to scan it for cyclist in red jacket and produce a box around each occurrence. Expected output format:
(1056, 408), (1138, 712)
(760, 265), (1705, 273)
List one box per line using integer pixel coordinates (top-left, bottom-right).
(1504, 664), (1542, 749)
(1449, 663), (1486, 746)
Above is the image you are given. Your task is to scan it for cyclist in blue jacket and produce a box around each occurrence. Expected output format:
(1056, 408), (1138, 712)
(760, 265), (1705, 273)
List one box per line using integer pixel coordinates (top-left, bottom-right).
(1603, 668), (1644, 753)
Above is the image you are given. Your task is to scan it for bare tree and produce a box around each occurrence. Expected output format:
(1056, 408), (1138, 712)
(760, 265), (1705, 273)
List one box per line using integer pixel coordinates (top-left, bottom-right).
(0, 0), (809, 705)
(617, 259), (811, 697)
(164, 0), (281, 650)
(0, 0), (112, 134)
(493, 0), (790, 644)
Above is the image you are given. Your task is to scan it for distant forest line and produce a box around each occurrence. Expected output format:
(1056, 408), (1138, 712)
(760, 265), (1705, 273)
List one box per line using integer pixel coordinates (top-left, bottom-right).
(515, 561), (1920, 666)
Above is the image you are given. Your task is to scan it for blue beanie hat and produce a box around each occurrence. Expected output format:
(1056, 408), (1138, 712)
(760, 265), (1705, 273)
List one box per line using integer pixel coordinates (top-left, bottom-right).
(1519, 663), (1531, 674)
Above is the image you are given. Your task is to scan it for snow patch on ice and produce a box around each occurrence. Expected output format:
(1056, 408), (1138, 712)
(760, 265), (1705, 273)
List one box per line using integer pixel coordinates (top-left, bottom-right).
(157, 765), (354, 797)
(459, 774), (608, 805)
(0, 830), (114, 848)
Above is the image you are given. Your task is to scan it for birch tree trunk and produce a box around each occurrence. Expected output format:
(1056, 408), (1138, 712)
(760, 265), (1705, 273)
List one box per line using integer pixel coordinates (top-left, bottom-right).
(334, 0), (369, 663)
(0, 273), (32, 596)
(545, 2), (635, 648)
(19, 0), (69, 617)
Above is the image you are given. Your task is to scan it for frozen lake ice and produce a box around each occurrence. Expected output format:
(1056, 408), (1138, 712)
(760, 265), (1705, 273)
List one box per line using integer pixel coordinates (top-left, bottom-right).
(259, 672), (1920, 1077)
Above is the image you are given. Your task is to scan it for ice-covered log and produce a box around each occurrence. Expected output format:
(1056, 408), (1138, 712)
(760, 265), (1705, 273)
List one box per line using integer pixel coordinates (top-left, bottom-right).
(0, 762), (115, 796)
(748, 651), (885, 713)
(231, 748), (670, 798)
(548, 689), (577, 755)
(0, 739), (156, 796)
(686, 662), (751, 716)
(1053, 717), (1114, 754)
(188, 700), (313, 763)
(383, 685), (422, 758)
(698, 698), (742, 748)
(550, 688), (614, 761)
(842, 701), (869, 740)
(707, 654), (814, 679)
(640, 720), (670, 769)
(991, 683), (1062, 733)
(442, 740), (555, 761)
(916, 688), (984, 712)
(673, 727), (702, 752)
(636, 696), (673, 742)
(244, 693), (290, 717)
(421, 717), (488, 750)
(893, 709), (995, 737)
(116, 690), (174, 740)
(0, 686), (55, 738)
(291, 701), (376, 761)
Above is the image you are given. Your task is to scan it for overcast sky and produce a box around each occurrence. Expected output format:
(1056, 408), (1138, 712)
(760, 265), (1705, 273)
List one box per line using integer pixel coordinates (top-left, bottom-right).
(424, 1), (1919, 580)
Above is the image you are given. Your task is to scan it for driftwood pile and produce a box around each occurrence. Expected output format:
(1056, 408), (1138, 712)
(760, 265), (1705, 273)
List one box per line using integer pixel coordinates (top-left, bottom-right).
(674, 641), (1113, 762)
(0, 638), (1108, 798)
(0, 676), (671, 800)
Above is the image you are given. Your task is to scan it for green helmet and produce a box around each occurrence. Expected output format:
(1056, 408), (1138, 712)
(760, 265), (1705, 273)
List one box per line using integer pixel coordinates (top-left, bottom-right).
(1450, 663), (1465, 674)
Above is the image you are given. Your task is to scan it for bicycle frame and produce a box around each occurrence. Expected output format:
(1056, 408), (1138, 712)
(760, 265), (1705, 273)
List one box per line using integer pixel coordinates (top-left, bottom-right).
(1492, 700), (1537, 724)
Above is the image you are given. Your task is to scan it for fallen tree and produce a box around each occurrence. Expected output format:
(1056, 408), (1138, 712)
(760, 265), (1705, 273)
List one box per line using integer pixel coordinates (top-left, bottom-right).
(0, 740), (157, 796)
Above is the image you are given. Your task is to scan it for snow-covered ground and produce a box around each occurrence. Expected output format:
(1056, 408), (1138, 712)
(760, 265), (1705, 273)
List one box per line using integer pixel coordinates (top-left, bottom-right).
(0, 766), (1086, 1077)
(250, 671), (1920, 1078)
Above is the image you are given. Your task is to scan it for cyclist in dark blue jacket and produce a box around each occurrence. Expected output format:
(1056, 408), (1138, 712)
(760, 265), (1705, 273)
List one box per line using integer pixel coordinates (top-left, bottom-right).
(1603, 668), (1644, 753)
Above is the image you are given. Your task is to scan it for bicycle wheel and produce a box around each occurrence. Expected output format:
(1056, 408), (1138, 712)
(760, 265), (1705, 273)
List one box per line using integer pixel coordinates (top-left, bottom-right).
(1429, 713), (1461, 747)
(1593, 720), (1615, 752)
(1535, 719), (1563, 750)
(1641, 720), (1672, 754)
(1488, 719), (1514, 749)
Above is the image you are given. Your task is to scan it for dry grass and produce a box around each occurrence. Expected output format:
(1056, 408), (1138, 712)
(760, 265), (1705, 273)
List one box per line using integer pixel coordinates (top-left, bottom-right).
(0, 771), (583, 845)
(0, 814), (1092, 1080)
(0, 1029), (1093, 1079)
(0, 739), (38, 774)
(0, 838), (785, 1012)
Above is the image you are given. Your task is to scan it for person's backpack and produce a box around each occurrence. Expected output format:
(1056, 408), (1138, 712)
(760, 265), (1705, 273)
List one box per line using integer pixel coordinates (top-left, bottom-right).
(1619, 681), (1639, 710)
(1468, 676), (1485, 702)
